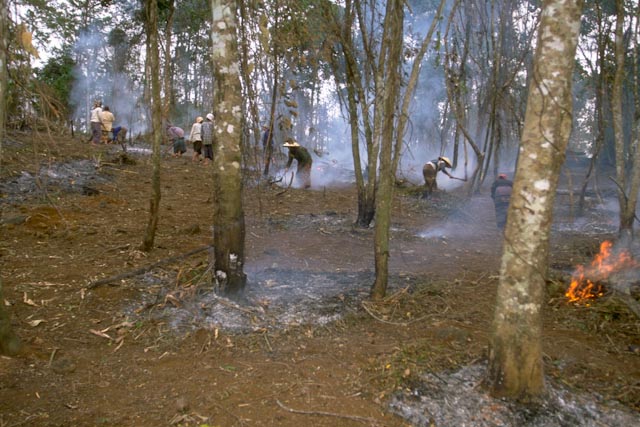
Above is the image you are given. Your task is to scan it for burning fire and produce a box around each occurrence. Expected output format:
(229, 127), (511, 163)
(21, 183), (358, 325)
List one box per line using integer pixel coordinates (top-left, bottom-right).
(565, 240), (638, 303)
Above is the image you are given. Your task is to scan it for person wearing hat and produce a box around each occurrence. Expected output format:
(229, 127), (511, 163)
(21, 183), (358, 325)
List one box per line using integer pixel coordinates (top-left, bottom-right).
(201, 113), (215, 165)
(166, 124), (186, 157)
(284, 138), (312, 189)
(422, 156), (454, 198)
(189, 116), (204, 162)
(491, 173), (513, 230)
(100, 106), (115, 143)
(89, 100), (103, 145)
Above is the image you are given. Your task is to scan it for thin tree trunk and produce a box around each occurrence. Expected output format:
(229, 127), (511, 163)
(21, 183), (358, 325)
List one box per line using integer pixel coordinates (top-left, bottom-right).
(619, 0), (640, 241)
(162, 0), (175, 122)
(141, 0), (163, 252)
(487, 0), (583, 401)
(371, 0), (403, 300)
(262, 0), (280, 177)
(578, 4), (608, 215)
(612, 0), (639, 239)
(391, 0), (447, 174)
(0, 0), (21, 355)
(612, 0), (627, 233)
(211, 0), (247, 295)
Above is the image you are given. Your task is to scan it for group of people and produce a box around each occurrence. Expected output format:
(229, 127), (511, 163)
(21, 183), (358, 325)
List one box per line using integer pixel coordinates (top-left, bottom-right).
(166, 113), (215, 165)
(90, 107), (511, 226)
(89, 101), (127, 145)
(423, 155), (513, 231)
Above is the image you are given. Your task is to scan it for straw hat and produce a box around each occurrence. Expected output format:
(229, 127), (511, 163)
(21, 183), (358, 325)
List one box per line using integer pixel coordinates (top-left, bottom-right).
(439, 156), (452, 168)
(196, 116), (203, 123)
(283, 138), (300, 148)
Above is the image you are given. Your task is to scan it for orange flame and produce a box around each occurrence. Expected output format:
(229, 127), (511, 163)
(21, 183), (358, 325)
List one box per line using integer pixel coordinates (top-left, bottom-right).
(565, 241), (638, 303)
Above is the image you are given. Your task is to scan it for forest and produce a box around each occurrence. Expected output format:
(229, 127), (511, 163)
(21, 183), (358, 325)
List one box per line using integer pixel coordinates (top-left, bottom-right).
(1, 0), (640, 426)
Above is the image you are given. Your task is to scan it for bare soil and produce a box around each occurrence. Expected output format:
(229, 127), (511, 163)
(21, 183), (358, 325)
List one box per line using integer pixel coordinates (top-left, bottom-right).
(0, 130), (639, 426)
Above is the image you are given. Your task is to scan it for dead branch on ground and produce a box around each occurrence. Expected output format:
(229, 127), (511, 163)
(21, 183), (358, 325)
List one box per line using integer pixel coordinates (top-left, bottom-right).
(275, 400), (380, 426)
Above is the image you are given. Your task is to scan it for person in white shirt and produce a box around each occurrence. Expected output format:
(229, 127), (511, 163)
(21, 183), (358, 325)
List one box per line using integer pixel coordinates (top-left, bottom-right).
(89, 101), (103, 145)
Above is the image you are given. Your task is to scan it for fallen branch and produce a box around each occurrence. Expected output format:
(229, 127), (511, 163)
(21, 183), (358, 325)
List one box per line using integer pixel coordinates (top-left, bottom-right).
(275, 400), (380, 425)
(86, 245), (212, 289)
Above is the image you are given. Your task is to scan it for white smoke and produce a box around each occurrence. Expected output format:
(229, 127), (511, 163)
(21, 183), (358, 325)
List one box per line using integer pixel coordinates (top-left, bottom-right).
(70, 24), (148, 137)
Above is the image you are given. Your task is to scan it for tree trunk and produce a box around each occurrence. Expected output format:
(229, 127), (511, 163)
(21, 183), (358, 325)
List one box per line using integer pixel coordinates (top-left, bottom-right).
(262, 0), (280, 178)
(323, 0), (378, 229)
(141, 0), (163, 252)
(578, 4), (609, 215)
(487, 0), (583, 401)
(612, 0), (639, 239)
(162, 0), (175, 122)
(622, 1), (640, 241)
(0, 0), (21, 355)
(211, 0), (247, 296)
(370, 0), (403, 300)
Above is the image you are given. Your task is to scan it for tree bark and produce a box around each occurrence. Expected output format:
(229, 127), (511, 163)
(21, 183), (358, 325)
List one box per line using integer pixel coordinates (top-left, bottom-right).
(613, 0), (640, 239)
(0, 0), (21, 355)
(162, 0), (175, 122)
(141, 0), (163, 252)
(323, 0), (378, 228)
(487, 0), (583, 401)
(370, 0), (403, 300)
(211, 0), (247, 295)
(262, 0), (279, 178)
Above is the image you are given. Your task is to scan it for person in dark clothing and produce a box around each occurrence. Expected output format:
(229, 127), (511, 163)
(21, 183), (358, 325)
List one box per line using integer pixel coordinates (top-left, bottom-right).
(201, 113), (215, 165)
(112, 126), (127, 144)
(261, 125), (271, 150)
(284, 138), (312, 189)
(491, 173), (513, 230)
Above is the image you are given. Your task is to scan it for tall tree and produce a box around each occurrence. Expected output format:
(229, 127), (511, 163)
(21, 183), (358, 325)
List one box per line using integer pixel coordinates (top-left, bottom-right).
(161, 0), (176, 122)
(612, 0), (640, 240)
(211, 0), (246, 295)
(370, 0), (404, 299)
(371, 0), (446, 299)
(0, 0), (21, 356)
(577, 1), (613, 215)
(487, 0), (583, 401)
(141, 0), (163, 251)
(322, 0), (383, 228)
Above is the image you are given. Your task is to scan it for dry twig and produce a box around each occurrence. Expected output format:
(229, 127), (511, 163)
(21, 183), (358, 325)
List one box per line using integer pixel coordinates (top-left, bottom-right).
(275, 400), (380, 425)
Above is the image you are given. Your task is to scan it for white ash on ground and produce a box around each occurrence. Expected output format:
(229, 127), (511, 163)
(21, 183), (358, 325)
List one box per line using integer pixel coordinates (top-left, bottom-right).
(389, 363), (639, 427)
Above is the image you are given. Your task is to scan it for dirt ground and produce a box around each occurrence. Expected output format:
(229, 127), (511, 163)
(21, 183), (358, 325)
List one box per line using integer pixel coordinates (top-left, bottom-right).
(0, 130), (639, 426)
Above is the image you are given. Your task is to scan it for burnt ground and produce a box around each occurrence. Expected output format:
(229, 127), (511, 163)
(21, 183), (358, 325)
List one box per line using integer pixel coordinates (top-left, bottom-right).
(0, 130), (639, 426)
